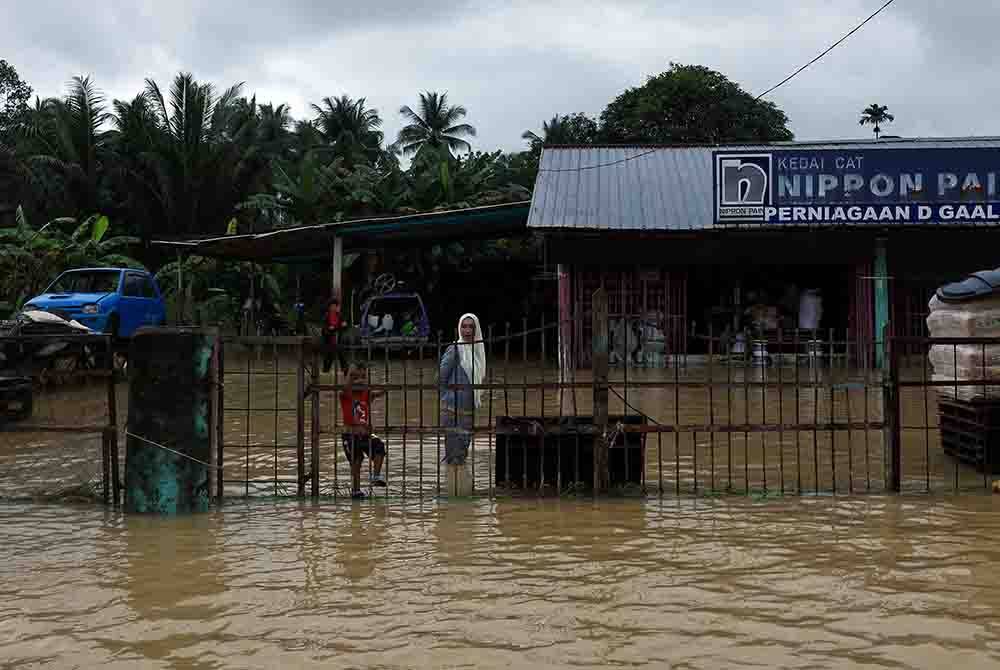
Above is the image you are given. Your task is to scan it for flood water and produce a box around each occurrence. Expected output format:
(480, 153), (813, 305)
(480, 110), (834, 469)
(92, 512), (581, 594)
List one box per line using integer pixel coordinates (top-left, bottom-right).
(4, 496), (1000, 668)
(3, 352), (1000, 667)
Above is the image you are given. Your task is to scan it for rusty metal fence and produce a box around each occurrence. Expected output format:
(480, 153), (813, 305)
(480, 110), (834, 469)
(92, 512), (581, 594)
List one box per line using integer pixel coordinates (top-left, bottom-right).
(0, 333), (120, 503)
(887, 335), (1000, 493)
(209, 292), (997, 500)
(5, 305), (999, 504)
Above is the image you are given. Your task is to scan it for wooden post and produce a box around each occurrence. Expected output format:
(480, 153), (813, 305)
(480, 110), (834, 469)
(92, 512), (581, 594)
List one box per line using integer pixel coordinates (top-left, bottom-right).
(331, 235), (344, 302)
(883, 323), (901, 492)
(592, 288), (610, 494)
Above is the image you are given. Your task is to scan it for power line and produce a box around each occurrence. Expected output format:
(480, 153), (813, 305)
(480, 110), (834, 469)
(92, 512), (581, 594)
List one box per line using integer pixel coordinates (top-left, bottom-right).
(755, 0), (898, 101)
(536, 148), (658, 173)
(536, 0), (898, 174)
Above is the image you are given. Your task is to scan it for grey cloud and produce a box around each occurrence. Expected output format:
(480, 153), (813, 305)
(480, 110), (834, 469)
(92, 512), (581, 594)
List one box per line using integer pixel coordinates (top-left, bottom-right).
(2, 1), (998, 154)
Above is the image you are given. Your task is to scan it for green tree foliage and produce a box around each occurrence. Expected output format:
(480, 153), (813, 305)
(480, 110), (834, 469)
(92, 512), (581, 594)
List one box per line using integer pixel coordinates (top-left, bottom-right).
(0, 206), (141, 309)
(522, 112), (598, 151)
(311, 95), (384, 166)
(1, 63), (795, 327)
(0, 59), (31, 143)
(599, 63), (793, 144)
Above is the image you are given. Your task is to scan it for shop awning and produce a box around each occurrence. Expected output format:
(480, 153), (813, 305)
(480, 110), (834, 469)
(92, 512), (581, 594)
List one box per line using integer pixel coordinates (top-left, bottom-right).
(151, 201), (531, 262)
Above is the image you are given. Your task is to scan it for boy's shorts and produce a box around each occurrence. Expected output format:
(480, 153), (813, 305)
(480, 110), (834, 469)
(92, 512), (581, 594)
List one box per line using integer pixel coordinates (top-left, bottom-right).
(341, 434), (386, 463)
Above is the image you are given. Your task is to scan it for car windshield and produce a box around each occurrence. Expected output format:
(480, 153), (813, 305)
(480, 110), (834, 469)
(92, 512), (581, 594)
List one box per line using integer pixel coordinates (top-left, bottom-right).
(47, 271), (120, 294)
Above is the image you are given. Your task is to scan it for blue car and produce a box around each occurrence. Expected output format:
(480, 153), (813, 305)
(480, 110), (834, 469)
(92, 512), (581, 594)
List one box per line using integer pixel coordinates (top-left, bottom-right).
(23, 268), (167, 339)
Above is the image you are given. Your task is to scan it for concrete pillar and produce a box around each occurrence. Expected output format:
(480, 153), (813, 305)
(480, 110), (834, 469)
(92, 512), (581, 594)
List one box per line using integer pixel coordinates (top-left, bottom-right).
(124, 328), (217, 514)
(874, 238), (890, 368)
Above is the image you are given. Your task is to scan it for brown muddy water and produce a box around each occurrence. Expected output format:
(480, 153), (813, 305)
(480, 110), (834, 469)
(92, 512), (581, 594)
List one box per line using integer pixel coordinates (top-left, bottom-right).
(3, 355), (1000, 667)
(4, 496), (1000, 668)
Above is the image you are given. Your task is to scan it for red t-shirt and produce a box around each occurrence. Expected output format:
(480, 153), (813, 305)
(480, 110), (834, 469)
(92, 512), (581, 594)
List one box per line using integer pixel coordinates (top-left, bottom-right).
(326, 308), (341, 344)
(339, 390), (370, 426)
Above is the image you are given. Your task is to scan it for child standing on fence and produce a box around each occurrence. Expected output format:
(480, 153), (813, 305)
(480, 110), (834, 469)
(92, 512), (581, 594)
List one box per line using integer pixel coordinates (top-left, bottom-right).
(340, 363), (386, 498)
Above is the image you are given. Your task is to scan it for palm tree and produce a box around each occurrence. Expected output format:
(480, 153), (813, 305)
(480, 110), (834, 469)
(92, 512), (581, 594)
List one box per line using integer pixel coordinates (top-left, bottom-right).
(522, 113), (598, 153)
(859, 104), (894, 140)
(397, 91), (476, 157)
(16, 77), (113, 217)
(311, 95), (383, 165)
(256, 102), (292, 151)
(522, 115), (568, 149)
(121, 72), (266, 236)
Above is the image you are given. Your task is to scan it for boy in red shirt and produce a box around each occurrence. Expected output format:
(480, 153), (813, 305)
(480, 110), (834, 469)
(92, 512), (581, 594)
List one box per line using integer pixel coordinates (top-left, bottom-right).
(340, 363), (386, 498)
(322, 298), (348, 374)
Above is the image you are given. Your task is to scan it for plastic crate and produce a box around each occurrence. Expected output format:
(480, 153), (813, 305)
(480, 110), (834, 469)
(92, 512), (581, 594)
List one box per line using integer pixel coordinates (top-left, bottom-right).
(938, 398), (1000, 474)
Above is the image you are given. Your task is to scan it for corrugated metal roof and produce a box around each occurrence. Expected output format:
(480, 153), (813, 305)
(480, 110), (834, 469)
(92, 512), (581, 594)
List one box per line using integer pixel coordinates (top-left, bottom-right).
(528, 138), (1000, 232)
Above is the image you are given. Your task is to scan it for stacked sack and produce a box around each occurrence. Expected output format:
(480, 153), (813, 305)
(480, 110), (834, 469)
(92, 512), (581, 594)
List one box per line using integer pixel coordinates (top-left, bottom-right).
(926, 270), (1000, 401)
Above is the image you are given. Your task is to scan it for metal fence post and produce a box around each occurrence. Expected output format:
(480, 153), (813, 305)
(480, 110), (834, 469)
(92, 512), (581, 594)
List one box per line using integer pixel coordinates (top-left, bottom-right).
(592, 288), (609, 494)
(297, 340), (306, 498)
(311, 347), (321, 499)
(106, 335), (120, 506)
(883, 325), (901, 492)
(216, 341), (225, 503)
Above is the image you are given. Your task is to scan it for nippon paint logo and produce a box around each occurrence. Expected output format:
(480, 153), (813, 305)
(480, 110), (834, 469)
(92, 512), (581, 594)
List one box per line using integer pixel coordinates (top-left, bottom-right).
(715, 152), (773, 223)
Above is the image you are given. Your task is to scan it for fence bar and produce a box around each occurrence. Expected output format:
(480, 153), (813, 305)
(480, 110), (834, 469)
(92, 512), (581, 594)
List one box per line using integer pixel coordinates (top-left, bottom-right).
(418, 342), (425, 498)
(106, 336), (120, 506)
(884, 326), (901, 492)
(311, 349), (321, 499)
(101, 426), (111, 505)
(778, 330), (786, 494)
(538, 314), (546, 494)
(592, 288), (610, 494)
(522, 318), (529, 492)
(273, 343), (280, 497)
(829, 328), (835, 495)
(297, 341), (306, 498)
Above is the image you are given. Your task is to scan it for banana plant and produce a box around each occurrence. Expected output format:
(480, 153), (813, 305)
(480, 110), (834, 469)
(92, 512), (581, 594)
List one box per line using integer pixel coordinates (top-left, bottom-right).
(0, 206), (142, 311)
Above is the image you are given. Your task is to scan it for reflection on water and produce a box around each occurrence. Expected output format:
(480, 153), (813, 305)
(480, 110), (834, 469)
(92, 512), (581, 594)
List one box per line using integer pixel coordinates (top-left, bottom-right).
(0, 353), (991, 500)
(3, 496), (1000, 668)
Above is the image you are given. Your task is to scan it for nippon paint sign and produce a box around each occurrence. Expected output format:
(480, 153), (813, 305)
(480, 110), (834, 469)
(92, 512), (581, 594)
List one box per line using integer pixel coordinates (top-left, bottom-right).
(713, 147), (1000, 225)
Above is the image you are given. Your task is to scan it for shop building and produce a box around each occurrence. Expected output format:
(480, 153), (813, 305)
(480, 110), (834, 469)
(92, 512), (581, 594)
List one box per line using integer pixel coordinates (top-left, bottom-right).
(529, 138), (1000, 367)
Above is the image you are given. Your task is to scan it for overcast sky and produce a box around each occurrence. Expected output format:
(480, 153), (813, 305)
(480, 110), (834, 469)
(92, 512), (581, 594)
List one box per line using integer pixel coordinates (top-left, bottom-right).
(3, 0), (994, 153)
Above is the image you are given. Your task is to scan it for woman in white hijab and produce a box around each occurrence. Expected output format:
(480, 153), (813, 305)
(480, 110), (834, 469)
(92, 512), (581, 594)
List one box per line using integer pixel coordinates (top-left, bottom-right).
(439, 313), (486, 466)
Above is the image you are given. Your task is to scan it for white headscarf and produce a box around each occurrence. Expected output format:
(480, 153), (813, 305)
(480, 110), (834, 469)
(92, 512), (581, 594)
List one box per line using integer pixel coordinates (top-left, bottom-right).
(456, 313), (486, 407)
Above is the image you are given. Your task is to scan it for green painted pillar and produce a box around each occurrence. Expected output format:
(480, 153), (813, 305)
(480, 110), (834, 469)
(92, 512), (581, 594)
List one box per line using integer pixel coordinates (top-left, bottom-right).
(125, 328), (216, 514)
(874, 238), (889, 369)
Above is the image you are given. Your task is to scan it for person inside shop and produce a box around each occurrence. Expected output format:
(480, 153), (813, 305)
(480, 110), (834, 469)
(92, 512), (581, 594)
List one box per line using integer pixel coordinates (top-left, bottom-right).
(322, 297), (348, 374)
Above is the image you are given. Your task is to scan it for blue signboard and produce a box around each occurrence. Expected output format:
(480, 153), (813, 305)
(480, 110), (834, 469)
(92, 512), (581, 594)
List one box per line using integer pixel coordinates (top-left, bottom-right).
(712, 147), (1000, 225)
